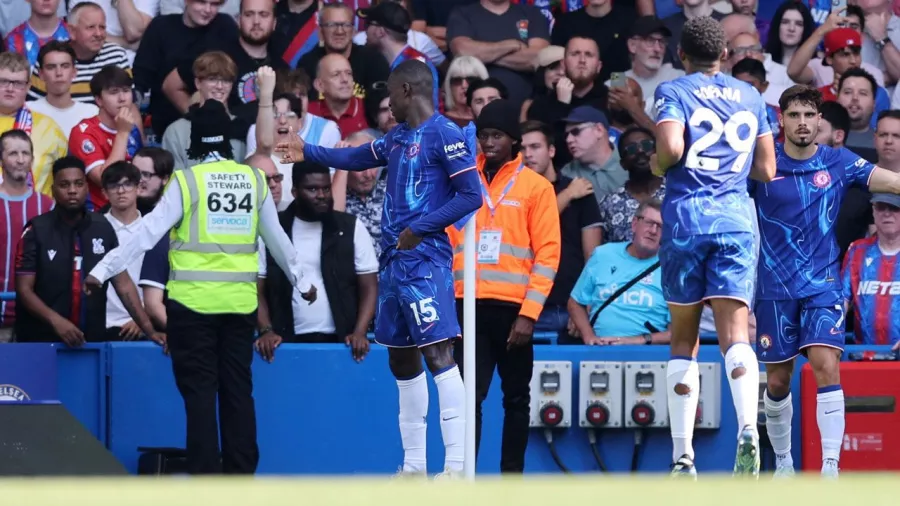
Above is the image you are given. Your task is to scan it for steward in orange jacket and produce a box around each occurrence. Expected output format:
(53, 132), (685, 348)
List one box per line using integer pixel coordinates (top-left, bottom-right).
(446, 152), (562, 319)
(446, 100), (560, 473)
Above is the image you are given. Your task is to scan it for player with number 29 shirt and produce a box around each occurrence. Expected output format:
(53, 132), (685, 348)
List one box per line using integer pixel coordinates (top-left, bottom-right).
(652, 16), (777, 480)
(654, 62), (769, 303)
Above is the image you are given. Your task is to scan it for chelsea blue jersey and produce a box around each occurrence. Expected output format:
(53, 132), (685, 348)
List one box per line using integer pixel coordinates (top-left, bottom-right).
(369, 114), (478, 266)
(654, 72), (771, 239)
(750, 144), (875, 300)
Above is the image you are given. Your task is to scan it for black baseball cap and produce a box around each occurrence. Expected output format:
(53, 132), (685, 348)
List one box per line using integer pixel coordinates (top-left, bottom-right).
(357, 2), (411, 34)
(630, 16), (672, 38)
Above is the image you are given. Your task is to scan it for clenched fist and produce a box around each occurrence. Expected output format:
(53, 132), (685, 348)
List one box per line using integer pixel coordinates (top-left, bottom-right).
(257, 66), (276, 98)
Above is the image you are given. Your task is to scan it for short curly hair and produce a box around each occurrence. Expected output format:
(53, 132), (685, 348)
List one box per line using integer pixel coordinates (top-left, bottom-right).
(778, 84), (823, 114)
(681, 16), (726, 65)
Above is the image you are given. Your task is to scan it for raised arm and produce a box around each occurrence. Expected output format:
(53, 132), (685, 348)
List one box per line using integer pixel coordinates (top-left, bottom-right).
(786, 13), (842, 84)
(88, 183), (184, 284)
(275, 133), (387, 171)
(255, 66), (276, 156)
(304, 142), (386, 172)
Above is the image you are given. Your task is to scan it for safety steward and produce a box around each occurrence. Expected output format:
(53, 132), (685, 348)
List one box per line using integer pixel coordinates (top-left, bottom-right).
(446, 99), (561, 473)
(84, 95), (316, 475)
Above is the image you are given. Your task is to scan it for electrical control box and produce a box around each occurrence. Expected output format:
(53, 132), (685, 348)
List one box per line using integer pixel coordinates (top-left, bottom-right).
(695, 362), (722, 429)
(578, 361), (625, 428)
(624, 362), (668, 428)
(529, 361), (573, 428)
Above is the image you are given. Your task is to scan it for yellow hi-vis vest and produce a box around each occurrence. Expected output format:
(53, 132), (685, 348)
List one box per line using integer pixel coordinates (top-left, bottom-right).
(167, 159), (268, 315)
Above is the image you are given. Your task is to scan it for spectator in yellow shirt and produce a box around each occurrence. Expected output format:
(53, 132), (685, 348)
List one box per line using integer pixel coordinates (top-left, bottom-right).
(0, 52), (66, 195)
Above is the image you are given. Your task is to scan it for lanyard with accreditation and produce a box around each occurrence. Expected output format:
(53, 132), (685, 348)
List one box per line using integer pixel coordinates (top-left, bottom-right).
(477, 162), (524, 265)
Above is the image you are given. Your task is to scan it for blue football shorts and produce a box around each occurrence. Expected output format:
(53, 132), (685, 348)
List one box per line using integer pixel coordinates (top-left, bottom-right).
(754, 291), (846, 364)
(374, 258), (460, 348)
(660, 232), (757, 306)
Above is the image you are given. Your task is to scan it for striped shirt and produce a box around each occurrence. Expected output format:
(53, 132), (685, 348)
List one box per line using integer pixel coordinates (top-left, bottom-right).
(278, 0), (372, 67)
(28, 43), (132, 103)
(0, 189), (53, 327)
(842, 235), (900, 347)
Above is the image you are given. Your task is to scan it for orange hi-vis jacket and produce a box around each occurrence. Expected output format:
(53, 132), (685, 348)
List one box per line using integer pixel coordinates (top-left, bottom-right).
(446, 153), (561, 321)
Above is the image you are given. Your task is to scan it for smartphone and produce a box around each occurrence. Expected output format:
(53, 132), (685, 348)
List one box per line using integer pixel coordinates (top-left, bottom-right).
(832, 0), (847, 17)
(610, 72), (627, 89)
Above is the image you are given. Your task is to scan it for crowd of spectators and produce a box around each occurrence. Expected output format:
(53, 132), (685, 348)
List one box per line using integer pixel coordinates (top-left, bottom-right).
(0, 0), (898, 353)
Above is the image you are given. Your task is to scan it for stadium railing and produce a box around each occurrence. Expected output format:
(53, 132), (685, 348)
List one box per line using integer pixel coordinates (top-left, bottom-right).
(0, 292), (850, 345)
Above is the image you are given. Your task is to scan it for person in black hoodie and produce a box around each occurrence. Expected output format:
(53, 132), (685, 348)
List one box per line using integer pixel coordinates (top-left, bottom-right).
(14, 156), (161, 346)
(255, 160), (378, 362)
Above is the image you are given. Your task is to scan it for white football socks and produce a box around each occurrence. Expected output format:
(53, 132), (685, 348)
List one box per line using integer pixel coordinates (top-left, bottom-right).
(667, 357), (700, 462)
(817, 386), (845, 462)
(435, 366), (466, 472)
(724, 343), (760, 436)
(397, 372), (428, 473)
(764, 390), (793, 466)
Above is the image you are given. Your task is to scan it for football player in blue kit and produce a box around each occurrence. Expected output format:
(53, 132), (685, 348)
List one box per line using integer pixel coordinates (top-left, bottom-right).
(652, 16), (777, 479)
(275, 59), (482, 478)
(751, 85), (900, 479)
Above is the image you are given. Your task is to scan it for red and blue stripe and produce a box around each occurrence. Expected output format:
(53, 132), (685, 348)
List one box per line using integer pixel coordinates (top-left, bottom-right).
(842, 235), (900, 346)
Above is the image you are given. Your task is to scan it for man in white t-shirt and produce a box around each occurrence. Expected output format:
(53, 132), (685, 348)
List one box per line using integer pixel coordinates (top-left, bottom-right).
(612, 16), (684, 121)
(28, 41), (98, 140)
(100, 160), (149, 340)
(255, 160), (378, 362)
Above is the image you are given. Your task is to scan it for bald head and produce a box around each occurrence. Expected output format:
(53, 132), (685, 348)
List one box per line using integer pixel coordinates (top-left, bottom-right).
(344, 129), (379, 147)
(315, 54), (354, 102)
(721, 14), (757, 42)
(246, 153), (282, 206)
(726, 32), (764, 69)
(246, 153), (276, 174)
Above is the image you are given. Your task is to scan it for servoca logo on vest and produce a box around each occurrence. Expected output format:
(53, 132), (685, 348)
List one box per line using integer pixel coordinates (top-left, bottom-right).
(204, 171), (254, 235)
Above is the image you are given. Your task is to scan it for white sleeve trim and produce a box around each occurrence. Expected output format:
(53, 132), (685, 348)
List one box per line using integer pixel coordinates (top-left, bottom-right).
(85, 160), (105, 173)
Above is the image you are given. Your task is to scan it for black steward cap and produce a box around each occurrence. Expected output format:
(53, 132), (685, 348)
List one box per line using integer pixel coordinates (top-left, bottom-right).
(357, 2), (411, 34)
(630, 16), (672, 38)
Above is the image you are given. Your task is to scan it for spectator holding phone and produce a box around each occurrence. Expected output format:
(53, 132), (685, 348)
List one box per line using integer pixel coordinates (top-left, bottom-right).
(607, 16), (684, 122)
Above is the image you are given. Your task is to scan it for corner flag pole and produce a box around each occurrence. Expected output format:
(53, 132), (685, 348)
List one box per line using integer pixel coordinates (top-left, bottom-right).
(462, 215), (477, 480)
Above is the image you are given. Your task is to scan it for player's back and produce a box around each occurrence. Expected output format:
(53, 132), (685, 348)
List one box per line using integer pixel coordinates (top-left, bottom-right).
(655, 72), (769, 239)
(376, 114), (470, 266)
(752, 144), (875, 300)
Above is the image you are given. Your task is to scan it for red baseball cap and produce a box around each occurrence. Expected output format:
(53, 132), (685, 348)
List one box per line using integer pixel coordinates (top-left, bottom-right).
(824, 28), (862, 57)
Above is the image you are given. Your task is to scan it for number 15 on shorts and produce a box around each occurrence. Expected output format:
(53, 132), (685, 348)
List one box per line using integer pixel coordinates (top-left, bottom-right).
(410, 297), (439, 326)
